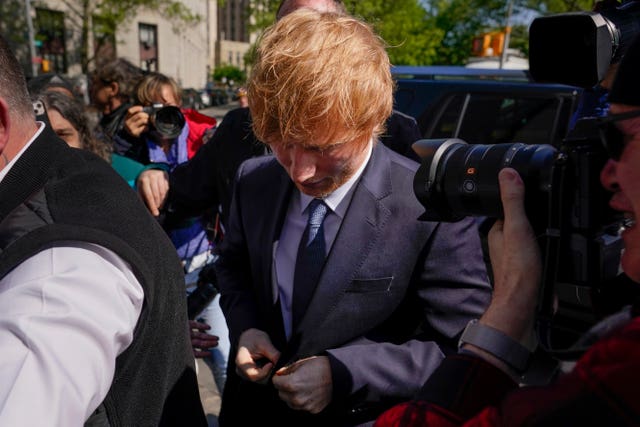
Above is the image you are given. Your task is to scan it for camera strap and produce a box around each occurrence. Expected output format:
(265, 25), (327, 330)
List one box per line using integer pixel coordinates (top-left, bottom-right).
(537, 154), (570, 351)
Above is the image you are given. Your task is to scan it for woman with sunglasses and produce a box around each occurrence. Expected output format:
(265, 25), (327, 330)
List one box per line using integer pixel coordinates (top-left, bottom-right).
(376, 35), (640, 427)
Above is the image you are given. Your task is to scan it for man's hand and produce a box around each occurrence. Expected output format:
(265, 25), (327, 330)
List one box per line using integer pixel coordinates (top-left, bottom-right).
(272, 356), (332, 414)
(124, 105), (150, 138)
(189, 320), (219, 358)
(235, 328), (280, 384)
(483, 168), (542, 344)
(136, 169), (170, 216)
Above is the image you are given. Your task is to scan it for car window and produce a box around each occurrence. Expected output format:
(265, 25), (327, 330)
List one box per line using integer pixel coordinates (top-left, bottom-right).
(427, 93), (567, 146)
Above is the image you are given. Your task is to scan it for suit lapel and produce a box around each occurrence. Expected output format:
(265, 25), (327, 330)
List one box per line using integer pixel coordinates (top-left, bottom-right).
(291, 143), (393, 348)
(258, 163), (293, 307)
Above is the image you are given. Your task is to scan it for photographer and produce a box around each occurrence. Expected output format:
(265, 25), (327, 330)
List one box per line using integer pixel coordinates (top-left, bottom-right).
(375, 35), (640, 427)
(116, 72), (218, 269)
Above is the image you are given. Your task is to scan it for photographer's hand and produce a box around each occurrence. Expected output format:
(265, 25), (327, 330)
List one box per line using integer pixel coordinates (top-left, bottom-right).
(462, 168), (541, 374)
(124, 105), (149, 138)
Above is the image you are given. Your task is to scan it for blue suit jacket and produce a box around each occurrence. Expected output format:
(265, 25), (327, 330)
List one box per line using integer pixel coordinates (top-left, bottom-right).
(215, 142), (491, 425)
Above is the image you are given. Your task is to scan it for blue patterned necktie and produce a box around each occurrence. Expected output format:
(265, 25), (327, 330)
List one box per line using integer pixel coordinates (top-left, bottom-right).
(292, 199), (328, 329)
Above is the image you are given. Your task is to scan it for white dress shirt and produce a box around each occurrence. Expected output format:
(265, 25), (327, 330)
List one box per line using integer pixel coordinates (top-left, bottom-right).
(273, 141), (372, 339)
(0, 124), (144, 426)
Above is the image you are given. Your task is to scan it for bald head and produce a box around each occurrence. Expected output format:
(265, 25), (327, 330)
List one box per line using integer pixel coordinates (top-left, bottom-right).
(276, 0), (346, 20)
(0, 35), (38, 164)
(0, 36), (34, 119)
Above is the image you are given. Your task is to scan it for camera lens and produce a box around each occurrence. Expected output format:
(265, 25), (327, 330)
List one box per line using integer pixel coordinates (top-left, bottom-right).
(412, 139), (558, 222)
(153, 106), (186, 139)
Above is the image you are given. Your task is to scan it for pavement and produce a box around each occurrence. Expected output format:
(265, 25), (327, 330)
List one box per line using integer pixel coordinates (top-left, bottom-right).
(196, 358), (221, 427)
(199, 102), (238, 123)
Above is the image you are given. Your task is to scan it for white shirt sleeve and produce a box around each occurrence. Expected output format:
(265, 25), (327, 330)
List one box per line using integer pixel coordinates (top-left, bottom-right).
(0, 242), (144, 426)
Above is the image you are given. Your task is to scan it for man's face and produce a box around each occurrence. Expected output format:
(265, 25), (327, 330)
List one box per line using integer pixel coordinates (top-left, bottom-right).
(148, 84), (180, 107)
(146, 84), (182, 142)
(270, 134), (371, 198)
(600, 103), (640, 282)
(90, 77), (114, 114)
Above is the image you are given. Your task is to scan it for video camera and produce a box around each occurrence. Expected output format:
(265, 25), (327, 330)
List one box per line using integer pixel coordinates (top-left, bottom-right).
(411, 1), (640, 354)
(412, 119), (628, 350)
(529, 0), (640, 88)
(143, 103), (185, 139)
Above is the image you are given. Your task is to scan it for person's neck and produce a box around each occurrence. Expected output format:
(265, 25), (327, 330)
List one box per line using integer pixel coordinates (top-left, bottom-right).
(0, 151), (9, 169)
(106, 98), (124, 115)
(1, 120), (39, 172)
(160, 139), (172, 154)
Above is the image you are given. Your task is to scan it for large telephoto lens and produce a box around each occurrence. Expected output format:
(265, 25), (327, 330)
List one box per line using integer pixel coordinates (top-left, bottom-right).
(154, 106), (186, 139)
(412, 139), (559, 223)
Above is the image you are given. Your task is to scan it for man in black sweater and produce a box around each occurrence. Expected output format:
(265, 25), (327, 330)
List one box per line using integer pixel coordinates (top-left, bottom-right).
(0, 35), (206, 426)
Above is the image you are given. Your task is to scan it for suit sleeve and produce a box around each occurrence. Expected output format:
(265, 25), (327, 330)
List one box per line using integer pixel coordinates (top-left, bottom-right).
(326, 216), (492, 405)
(213, 160), (262, 349)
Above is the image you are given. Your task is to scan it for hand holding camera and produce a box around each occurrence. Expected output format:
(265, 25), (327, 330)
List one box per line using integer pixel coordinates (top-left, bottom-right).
(412, 126), (626, 351)
(124, 104), (151, 138)
(483, 169), (541, 346)
(124, 103), (186, 139)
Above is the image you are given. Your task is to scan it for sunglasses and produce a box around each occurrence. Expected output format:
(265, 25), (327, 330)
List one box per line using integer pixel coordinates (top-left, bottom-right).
(597, 109), (640, 160)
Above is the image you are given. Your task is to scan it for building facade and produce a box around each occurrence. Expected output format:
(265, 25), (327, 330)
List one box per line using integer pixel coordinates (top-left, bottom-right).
(216, 0), (252, 71)
(1, 0), (253, 91)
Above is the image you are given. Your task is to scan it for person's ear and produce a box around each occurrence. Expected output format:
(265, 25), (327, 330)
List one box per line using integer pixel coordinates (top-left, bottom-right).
(0, 97), (11, 152)
(109, 81), (120, 97)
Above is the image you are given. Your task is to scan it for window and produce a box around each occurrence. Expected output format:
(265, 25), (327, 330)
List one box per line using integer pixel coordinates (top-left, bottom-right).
(139, 23), (158, 72)
(429, 93), (565, 146)
(35, 8), (66, 73)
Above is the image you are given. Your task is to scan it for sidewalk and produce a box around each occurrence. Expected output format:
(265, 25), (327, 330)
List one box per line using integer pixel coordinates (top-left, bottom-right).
(200, 102), (238, 123)
(196, 358), (221, 427)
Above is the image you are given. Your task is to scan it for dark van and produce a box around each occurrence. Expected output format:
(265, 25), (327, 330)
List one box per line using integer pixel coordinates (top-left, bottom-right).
(392, 66), (582, 147)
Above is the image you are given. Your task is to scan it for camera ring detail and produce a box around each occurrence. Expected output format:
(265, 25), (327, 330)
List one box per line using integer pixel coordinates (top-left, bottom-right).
(427, 138), (467, 192)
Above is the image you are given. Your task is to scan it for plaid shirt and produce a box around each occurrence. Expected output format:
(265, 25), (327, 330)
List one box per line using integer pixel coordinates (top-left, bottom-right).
(375, 308), (640, 426)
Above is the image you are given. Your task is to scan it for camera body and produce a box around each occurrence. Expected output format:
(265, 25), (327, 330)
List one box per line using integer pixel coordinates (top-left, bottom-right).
(529, 0), (640, 88)
(410, 0), (640, 352)
(186, 261), (219, 320)
(32, 99), (50, 125)
(142, 103), (186, 139)
(412, 117), (627, 349)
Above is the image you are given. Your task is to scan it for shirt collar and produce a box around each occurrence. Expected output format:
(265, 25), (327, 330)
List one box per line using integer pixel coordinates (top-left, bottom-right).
(0, 122), (45, 183)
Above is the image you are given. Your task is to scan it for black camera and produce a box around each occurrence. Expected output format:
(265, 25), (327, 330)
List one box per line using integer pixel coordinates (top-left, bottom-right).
(412, 117), (628, 349)
(529, 0), (640, 88)
(143, 103), (186, 139)
(186, 261), (219, 320)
